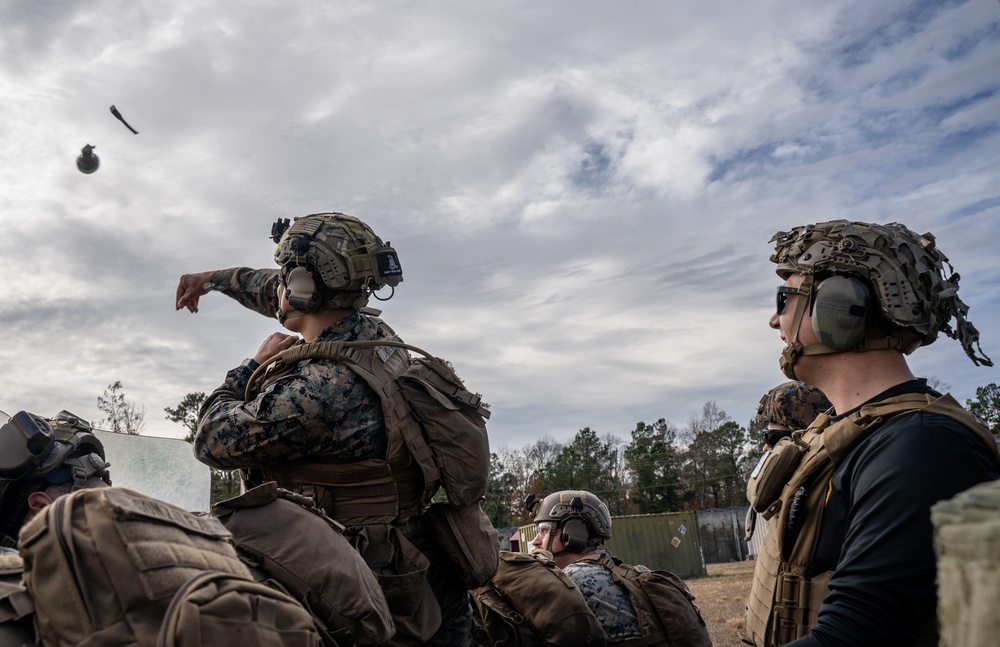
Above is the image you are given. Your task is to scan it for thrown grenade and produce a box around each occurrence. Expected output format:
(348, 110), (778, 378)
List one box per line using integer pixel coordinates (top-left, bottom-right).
(77, 144), (99, 174)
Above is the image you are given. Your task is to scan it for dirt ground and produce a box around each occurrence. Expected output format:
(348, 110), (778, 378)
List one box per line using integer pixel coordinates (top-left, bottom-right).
(686, 560), (755, 647)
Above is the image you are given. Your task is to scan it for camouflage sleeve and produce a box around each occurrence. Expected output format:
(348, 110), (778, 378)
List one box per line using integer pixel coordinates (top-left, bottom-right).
(194, 359), (385, 470)
(208, 267), (281, 319)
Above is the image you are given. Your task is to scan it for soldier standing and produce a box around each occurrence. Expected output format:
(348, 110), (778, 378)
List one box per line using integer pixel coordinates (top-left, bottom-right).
(176, 212), (473, 647)
(745, 220), (1000, 646)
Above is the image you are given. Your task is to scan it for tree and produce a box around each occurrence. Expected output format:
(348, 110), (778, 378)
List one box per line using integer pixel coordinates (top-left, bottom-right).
(679, 401), (754, 509)
(625, 418), (688, 514)
(966, 383), (1000, 435)
(540, 427), (619, 501)
(96, 381), (145, 435)
(601, 433), (634, 516)
(483, 452), (515, 527)
(164, 392), (207, 443)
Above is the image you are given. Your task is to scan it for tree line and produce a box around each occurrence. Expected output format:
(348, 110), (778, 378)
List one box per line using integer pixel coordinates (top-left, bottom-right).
(481, 401), (765, 528)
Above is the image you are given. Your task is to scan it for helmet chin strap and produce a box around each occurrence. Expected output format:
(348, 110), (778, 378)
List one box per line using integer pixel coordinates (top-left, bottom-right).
(541, 523), (574, 557)
(778, 277), (842, 379)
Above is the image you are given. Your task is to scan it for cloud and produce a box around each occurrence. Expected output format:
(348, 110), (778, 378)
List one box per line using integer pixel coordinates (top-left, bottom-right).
(0, 0), (997, 449)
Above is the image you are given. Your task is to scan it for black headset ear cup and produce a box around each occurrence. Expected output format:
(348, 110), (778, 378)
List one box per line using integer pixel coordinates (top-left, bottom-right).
(561, 519), (590, 552)
(284, 266), (319, 311)
(812, 275), (871, 350)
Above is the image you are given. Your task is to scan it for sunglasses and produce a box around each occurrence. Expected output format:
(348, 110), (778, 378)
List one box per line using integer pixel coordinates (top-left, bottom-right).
(776, 286), (804, 315)
(762, 430), (791, 447)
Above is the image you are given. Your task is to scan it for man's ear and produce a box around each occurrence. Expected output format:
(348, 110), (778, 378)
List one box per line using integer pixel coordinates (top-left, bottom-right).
(27, 491), (55, 516)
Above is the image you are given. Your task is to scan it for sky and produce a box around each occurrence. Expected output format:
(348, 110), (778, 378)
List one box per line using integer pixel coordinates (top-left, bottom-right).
(1, 0), (999, 451)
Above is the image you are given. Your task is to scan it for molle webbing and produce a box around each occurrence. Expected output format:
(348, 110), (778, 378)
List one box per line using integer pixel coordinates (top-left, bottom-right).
(248, 337), (443, 506)
(747, 392), (1000, 646)
(261, 459), (425, 526)
(244, 332), (439, 526)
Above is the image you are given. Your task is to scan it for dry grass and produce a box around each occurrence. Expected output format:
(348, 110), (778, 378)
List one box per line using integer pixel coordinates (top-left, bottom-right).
(686, 560), (755, 647)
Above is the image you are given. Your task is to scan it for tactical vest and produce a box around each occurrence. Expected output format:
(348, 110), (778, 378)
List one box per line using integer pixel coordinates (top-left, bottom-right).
(745, 392), (1000, 646)
(243, 328), (428, 530)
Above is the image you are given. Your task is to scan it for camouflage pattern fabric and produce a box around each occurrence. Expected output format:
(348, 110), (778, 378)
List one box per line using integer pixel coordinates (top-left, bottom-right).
(195, 267), (473, 647)
(195, 269), (386, 469)
(770, 220), (991, 366)
(755, 381), (831, 430)
(208, 267), (282, 319)
(562, 552), (640, 643)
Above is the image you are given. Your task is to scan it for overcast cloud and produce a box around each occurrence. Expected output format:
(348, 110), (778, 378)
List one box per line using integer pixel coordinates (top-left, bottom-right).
(1, 0), (998, 448)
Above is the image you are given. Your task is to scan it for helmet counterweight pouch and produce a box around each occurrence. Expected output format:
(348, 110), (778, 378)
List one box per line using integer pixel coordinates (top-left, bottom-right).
(812, 276), (872, 350)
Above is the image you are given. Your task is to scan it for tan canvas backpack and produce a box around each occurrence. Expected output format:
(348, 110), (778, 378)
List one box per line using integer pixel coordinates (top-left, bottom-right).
(576, 552), (713, 647)
(247, 331), (499, 589)
(19, 487), (325, 646)
(472, 550), (606, 647)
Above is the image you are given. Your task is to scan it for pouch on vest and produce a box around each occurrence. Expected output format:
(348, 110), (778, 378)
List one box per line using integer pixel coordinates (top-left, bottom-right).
(17, 486), (285, 647)
(474, 550), (606, 647)
(398, 355), (491, 507)
(747, 439), (807, 517)
(213, 482), (395, 646)
(423, 501), (500, 588)
(350, 523), (442, 644)
(158, 570), (324, 647)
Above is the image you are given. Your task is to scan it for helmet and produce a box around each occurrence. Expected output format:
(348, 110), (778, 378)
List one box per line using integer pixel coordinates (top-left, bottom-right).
(755, 381), (831, 430)
(0, 411), (111, 547)
(271, 212), (403, 316)
(527, 490), (612, 551)
(770, 220), (991, 377)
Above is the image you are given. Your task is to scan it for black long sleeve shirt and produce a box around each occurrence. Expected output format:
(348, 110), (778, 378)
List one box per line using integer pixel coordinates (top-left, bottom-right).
(787, 380), (1000, 647)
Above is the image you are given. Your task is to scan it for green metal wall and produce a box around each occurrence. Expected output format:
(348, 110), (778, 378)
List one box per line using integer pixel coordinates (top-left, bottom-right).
(517, 511), (707, 579)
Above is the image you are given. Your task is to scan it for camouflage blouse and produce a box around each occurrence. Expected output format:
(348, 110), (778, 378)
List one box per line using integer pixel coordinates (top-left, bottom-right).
(194, 268), (387, 470)
(563, 551), (641, 642)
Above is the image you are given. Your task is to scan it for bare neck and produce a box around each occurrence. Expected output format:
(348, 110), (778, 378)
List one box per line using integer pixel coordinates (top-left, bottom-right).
(807, 350), (916, 414)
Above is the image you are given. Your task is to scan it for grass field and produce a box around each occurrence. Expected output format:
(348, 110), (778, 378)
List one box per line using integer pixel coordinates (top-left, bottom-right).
(686, 560), (755, 647)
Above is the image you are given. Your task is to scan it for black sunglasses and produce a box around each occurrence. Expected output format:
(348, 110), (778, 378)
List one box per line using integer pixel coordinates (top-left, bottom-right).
(775, 286), (804, 315)
(762, 430), (791, 447)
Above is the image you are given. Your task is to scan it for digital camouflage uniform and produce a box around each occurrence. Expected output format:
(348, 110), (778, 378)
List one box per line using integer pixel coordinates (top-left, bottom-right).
(562, 551), (641, 643)
(195, 267), (473, 647)
(195, 268), (386, 468)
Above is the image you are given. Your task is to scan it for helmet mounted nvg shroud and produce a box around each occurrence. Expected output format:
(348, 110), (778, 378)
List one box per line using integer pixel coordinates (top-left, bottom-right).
(769, 220), (991, 379)
(270, 212), (403, 321)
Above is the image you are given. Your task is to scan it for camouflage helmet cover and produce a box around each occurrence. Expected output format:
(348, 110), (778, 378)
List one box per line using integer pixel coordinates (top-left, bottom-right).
(273, 212), (403, 310)
(755, 381), (831, 430)
(531, 490), (612, 543)
(770, 220), (991, 366)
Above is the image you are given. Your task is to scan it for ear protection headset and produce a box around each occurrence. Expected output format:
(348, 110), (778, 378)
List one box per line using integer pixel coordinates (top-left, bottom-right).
(282, 265), (322, 312)
(811, 275), (872, 350)
(560, 516), (590, 552)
